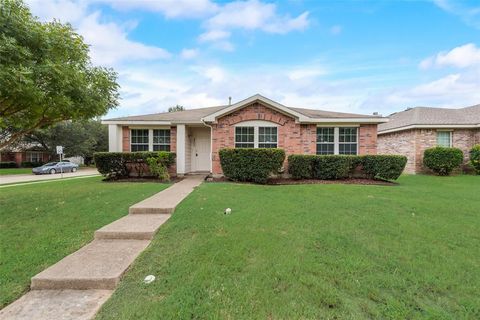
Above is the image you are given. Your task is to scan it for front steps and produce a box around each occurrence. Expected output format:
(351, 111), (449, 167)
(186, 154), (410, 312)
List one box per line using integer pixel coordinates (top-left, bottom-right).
(95, 214), (171, 240)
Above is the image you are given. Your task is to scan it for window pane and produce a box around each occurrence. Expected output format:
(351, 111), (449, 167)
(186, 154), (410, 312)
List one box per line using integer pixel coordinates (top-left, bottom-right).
(153, 145), (170, 151)
(235, 127), (254, 148)
(339, 143), (357, 155)
(317, 144), (334, 155)
(339, 127), (357, 143)
(131, 144), (149, 152)
(131, 129), (149, 151)
(437, 131), (451, 147)
(258, 127), (277, 147)
(316, 127), (335, 155)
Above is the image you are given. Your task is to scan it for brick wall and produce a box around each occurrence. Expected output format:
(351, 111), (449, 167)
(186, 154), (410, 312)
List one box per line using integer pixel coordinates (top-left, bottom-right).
(378, 128), (478, 174)
(359, 124), (377, 155)
(122, 126), (130, 152)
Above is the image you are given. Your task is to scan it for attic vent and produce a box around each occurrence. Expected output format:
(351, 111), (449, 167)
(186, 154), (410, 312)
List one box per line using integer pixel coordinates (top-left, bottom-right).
(228, 96), (232, 105)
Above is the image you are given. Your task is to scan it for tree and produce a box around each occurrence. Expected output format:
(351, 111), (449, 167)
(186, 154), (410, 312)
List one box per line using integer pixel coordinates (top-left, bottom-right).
(168, 105), (185, 112)
(0, 0), (119, 148)
(25, 120), (108, 164)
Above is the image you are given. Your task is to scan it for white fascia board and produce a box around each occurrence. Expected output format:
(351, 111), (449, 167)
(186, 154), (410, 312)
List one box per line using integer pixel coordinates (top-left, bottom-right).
(202, 94), (308, 123)
(378, 123), (480, 135)
(101, 120), (172, 125)
(303, 117), (389, 124)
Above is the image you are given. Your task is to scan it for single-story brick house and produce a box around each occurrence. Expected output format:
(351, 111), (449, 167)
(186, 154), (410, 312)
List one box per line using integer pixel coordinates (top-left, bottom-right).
(103, 94), (387, 176)
(0, 143), (50, 167)
(378, 104), (480, 173)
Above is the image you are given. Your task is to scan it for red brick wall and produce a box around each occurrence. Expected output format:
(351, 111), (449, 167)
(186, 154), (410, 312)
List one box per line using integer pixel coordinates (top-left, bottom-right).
(122, 126), (130, 152)
(359, 124), (378, 155)
(211, 102), (317, 174)
(169, 126), (177, 175)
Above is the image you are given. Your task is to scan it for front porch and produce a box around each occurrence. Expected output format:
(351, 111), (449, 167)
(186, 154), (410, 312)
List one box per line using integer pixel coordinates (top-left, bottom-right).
(176, 124), (212, 176)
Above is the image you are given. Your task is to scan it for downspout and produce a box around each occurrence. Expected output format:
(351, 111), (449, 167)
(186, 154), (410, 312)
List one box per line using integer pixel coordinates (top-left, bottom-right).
(201, 118), (214, 174)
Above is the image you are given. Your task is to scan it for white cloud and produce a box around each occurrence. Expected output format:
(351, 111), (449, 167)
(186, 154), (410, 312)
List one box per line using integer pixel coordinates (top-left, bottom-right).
(432, 0), (480, 29)
(180, 48), (199, 59)
(420, 43), (480, 69)
(330, 25), (342, 35)
(198, 30), (231, 42)
(27, 0), (171, 66)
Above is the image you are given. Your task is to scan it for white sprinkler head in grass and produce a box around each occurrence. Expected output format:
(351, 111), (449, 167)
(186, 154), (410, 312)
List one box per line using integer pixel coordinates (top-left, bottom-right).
(144, 275), (155, 284)
(225, 208), (232, 215)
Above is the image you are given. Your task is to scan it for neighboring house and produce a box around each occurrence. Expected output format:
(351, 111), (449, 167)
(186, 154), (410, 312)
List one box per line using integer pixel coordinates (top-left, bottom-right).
(0, 143), (50, 166)
(378, 105), (480, 174)
(103, 94), (387, 176)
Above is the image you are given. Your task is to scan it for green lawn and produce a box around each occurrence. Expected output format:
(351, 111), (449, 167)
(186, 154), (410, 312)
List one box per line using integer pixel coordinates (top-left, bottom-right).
(0, 168), (33, 175)
(97, 175), (479, 319)
(0, 177), (169, 308)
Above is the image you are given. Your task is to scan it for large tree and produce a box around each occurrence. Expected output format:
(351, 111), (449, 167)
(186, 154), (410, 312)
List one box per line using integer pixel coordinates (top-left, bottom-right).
(0, 0), (119, 148)
(25, 120), (108, 164)
(168, 105), (185, 112)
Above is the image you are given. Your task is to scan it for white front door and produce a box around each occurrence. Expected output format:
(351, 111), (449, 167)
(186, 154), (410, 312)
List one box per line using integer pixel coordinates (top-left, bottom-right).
(191, 128), (211, 172)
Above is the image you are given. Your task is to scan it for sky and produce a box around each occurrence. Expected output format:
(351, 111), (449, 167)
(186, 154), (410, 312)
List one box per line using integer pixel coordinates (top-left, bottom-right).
(26, 0), (480, 118)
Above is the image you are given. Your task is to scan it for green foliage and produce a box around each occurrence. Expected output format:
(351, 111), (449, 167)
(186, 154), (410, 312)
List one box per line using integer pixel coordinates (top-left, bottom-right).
(168, 105), (185, 112)
(219, 148), (285, 184)
(469, 145), (480, 175)
(0, 161), (17, 168)
(0, 0), (119, 148)
(146, 157), (170, 181)
(94, 152), (176, 180)
(361, 155), (408, 180)
(25, 120), (108, 164)
(423, 147), (463, 176)
(20, 161), (43, 168)
(288, 154), (407, 181)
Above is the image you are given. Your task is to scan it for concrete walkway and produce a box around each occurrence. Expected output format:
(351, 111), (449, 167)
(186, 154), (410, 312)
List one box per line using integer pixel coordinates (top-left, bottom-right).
(0, 175), (205, 320)
(0, 168), (99, 185)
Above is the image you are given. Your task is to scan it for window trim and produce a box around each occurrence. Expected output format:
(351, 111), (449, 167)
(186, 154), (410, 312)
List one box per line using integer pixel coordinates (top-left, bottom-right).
(316, 126), (359, 155)
(152, 129), (171, 151)
(234, 121), (278, 149)
(130, 128), (171, 152)
(436, 130), (453, 147)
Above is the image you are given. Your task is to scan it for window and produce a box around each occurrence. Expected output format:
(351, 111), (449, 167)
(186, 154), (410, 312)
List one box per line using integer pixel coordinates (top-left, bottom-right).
(153, 129), (170, 151)
(27, 151), (42, 163)
(235, 127), (255, 148)
(316, 128), (335, 155)
(316, 127), (358, 155)
(437, 131), (452, 147)
(130, 129), (149, 151)
(258, 127), (277, 148)
(339, 127), (358, 155)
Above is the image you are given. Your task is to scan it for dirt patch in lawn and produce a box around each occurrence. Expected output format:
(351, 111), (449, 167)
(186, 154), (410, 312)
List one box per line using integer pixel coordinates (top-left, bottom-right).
(207, 177), (396, 186)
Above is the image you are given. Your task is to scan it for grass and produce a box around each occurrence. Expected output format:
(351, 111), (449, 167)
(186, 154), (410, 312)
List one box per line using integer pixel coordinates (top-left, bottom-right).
(0, 177), (169, 308)
(0, 168), (33, 175)
(97, 175), (480, 319)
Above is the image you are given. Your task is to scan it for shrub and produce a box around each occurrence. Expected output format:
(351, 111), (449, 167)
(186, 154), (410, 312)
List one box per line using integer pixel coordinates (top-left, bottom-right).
(20, 161), (44, 168)
(219, 148), (285, 184)
(94, 151), (176, 180)
(423, 147), (463, 176)
(287, 154), (407, 181)
(361, 155), (407, 180)
(146, 157), (170, 181)
(0, 161), (17, 168)
(469, 144), (480, 175)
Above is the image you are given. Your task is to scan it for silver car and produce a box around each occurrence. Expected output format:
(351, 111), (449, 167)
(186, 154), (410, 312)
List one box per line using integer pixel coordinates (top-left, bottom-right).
(32, 161), (79, 175)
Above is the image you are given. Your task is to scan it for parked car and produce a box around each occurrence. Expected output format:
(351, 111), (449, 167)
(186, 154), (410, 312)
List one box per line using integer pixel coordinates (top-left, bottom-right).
(32, 161), (79, 175)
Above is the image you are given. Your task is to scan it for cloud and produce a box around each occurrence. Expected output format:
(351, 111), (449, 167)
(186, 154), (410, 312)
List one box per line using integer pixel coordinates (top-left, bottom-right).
(199, 0), (310, 45)
(420, 43), (480, 69)
(330, 25), (342, 35)
(98, 0), (218, 19)
(26, 0), (171, 66)
(432, 0), (480, 29)
(180, 48), (199, 59)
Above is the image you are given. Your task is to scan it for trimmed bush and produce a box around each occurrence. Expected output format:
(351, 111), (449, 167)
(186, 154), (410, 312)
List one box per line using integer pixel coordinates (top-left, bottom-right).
(288, 154), (407, 181)
(93, 152), (176, 180)
(219, 148), (285, 184)
(361, 155), (407, 180)
(0, 161), (17, 168)
(20, 161), (44, 168)
(469, 144), (480, 175)
(423, 147), (463, 176)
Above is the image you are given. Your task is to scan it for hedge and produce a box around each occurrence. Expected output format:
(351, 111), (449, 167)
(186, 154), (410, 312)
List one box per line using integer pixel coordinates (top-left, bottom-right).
(470, 145), (480, 175)
(0, 161), (17, 168)
(288, 154), (407, 181)
(219, 148), (285, 184)
(93, 152), (176, 180)
(423, 147), (463, 176)
(20, 161), (44, 168)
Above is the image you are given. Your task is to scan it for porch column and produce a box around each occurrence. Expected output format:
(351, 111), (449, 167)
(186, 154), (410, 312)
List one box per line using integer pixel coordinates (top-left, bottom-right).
(176, 124), (186, 175)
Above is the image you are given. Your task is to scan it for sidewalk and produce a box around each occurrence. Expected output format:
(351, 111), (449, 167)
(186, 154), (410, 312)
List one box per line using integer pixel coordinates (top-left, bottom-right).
(0, 168), (99, 185)
(0, 175), (205, 320)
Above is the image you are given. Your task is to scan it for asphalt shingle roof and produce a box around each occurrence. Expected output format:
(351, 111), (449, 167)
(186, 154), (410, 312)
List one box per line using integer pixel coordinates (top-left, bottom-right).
(378, 104), (480, 133)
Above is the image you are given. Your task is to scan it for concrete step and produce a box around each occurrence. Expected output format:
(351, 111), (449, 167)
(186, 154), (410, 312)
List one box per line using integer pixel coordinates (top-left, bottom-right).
(95, 214), (171, 240)
(129, 175), (205, 214)
(31, 240), (150, 290)
(0, 290), (112, 320)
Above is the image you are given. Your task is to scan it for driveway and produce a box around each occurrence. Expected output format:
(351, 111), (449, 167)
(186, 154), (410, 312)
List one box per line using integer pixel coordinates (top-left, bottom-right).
(0, 168), (100, 185)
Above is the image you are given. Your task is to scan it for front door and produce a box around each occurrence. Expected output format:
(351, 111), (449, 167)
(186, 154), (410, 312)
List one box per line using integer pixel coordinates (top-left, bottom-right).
(191, 128), (211, 172)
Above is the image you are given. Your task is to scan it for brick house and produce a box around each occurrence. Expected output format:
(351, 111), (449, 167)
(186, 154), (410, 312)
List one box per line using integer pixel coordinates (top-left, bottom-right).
(378, 105), (480, 174)
(103, 94), (387, 176)
(0, 144), (50, 167)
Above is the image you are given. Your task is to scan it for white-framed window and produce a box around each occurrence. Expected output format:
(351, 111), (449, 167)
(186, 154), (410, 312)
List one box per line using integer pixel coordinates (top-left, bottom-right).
(153, 129), (171, 151)
(234, 121), (278, 149)
(437, 131), (452, 147)
(130, 129), (149, 151)
(316, 127), (358, 155)
(27, 151), (42, 163)
(316, 128), (335, 155)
